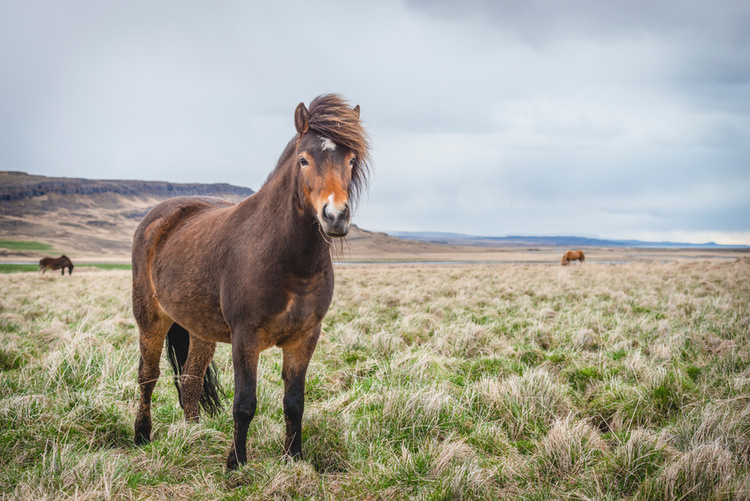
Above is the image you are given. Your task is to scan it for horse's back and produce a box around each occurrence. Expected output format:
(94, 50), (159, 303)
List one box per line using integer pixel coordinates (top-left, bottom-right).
(136, 196), (234, 231)
(132, 196), (238, 328)
(133, 196), (236, 279)
(134, 197), (234, 249)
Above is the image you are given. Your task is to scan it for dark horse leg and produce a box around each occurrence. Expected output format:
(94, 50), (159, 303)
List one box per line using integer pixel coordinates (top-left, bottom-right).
(180, 337), (217, 422)
(133, 311), (172, 446)
(282, 327), (320, 459)
(226, 335), (260, 470)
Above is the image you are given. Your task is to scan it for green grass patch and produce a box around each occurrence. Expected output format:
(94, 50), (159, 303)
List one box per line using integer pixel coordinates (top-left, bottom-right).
(0, 264), (39, 273)
(566, 365), (604, 392)
(79, 264), (132, 270)
(0, 239), (54, 251)
(0, 263), (131, 273)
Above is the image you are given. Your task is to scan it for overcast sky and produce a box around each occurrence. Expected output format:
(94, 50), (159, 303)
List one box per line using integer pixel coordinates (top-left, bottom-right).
(1, 1), (749, 244)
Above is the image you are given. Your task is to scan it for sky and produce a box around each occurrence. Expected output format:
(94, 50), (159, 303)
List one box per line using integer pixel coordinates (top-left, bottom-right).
(1, 0), (749, 244)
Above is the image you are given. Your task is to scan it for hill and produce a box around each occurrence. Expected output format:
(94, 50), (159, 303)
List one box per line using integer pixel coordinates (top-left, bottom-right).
(0, 171), (452, 261)
(0, 171), (256, 259)
(2, 172), (746, 264)
(391, 231), (747, 249)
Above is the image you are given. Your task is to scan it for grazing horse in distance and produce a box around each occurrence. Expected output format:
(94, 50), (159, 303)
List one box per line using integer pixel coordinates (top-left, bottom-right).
(39, 255), (74, 275)
(561, 250), (585, 266)
(131, 94), (370, 470)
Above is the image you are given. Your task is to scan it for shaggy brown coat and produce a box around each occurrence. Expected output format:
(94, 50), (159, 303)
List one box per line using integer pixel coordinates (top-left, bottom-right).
(131, 94), (370, 469)
(561, 250), (586, 265)
(38, 255), (74, 275)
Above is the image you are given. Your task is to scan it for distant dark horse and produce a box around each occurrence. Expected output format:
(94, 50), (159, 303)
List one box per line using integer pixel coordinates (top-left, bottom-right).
(131, 94), (370, 469)
(39, 255), (74, 275)
(561, 250), (585, 266)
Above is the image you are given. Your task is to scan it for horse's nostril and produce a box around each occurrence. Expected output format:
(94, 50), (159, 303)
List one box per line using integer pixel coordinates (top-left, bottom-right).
(322, 203), (334, 222)
(321, 202), (350, 227)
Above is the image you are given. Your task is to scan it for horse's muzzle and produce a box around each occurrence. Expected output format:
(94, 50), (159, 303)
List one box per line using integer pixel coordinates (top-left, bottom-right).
(319, 202), (350, 237)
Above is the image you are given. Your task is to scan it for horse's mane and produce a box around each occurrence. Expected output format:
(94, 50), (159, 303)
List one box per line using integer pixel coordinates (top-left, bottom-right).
(264, 94), (371, 206)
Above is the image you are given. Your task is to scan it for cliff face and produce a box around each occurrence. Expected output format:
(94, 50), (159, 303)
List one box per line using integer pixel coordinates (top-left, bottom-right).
(0, 171), (254, 205)
(0, 171), (256, 259)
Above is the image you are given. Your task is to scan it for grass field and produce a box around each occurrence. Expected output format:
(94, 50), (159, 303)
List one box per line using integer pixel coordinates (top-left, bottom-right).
(0, 263), (132, 274)
(1, 260), (749, 500)
(0, 240), (54, 252)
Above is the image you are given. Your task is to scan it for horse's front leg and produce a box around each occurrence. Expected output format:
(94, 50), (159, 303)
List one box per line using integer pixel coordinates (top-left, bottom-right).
(226, 335), (260, 470)
(281, 326), (321, 459)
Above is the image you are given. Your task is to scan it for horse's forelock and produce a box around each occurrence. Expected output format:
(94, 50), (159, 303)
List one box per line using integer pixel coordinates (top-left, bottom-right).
(306, 94), (371, 205)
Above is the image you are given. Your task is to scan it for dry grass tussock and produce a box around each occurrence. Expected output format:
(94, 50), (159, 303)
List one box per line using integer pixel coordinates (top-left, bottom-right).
(1, 258), (749, 499)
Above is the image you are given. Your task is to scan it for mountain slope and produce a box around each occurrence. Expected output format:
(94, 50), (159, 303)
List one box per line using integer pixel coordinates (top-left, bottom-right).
(0, 171), (442, 261)
(391, 231), (746, 249)
(0, 171), (255, 258)
(3, 172), (745, 263)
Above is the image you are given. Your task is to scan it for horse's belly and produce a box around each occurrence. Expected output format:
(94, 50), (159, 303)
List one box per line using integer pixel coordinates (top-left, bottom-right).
(171, 309), (231, 343)
(155, 287), (231, 343)
(187, 318), (232, 344)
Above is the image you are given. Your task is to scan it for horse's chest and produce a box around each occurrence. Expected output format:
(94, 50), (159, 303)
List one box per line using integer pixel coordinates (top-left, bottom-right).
(263, 274), (332, 342)
(275, 294), (322, 330)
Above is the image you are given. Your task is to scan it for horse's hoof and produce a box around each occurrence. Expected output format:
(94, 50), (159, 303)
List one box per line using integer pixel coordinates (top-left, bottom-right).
(226, 447), (242, 471)
(134, 433), (150, 447)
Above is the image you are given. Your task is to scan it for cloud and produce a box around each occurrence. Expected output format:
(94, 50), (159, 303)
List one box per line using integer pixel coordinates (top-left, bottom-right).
(1, 0), (748, 244)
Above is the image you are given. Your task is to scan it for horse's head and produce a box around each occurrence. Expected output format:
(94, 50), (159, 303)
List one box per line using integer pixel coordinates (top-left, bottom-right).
(293, 95), (369, 238)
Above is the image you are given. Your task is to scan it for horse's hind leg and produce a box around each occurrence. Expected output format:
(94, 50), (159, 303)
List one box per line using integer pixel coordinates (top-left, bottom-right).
(181, 337), (217, 422)
(133, 312), (172, 445)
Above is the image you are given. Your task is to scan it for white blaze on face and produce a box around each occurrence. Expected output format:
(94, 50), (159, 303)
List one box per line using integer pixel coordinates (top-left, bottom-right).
(325, 193), (336, 218)
(321, 137), (336, 151)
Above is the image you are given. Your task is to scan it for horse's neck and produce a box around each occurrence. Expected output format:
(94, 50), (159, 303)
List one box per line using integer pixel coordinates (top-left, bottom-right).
(236, 166), (330, 268)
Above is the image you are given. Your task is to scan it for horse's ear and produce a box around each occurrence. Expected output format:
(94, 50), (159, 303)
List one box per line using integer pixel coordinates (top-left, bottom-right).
(295, 103), (310, 134)
(352, 104), (360, 119)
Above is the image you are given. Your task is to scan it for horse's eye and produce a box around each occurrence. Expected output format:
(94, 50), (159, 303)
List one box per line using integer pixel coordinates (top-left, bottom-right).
(299, 157), (309, 167)
(349, 157), (356, 167)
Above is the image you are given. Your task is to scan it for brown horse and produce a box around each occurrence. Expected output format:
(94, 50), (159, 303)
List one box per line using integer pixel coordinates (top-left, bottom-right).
(561, 250), (585, 266)
(39, 255), (74, 275)
(131, 94), (370, 469)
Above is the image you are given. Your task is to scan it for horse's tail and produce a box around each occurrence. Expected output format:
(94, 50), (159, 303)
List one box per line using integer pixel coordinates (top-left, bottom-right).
(165, 323), (223, 417)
